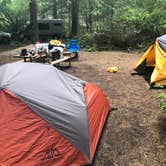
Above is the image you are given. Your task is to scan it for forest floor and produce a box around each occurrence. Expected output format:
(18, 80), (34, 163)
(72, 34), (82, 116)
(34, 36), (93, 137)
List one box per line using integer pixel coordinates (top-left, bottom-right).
(0, 46), (166, 166)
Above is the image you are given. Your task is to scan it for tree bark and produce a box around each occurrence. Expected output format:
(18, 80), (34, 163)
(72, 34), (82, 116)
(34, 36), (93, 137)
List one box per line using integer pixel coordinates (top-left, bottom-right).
(71, 0), (79, 37)
(84, 0), (92, 32)
(53, 0), (58, 19)
(29, 0), (39, 42)
(85, 13), (89, 32)
(88, 0), (93, 32)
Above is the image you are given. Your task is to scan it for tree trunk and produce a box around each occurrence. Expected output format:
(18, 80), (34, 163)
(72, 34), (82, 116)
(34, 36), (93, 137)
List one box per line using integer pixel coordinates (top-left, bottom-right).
(68, 2), (71, 32)
(29, 0), (39, 42)
(85, 13), (89, 32)
(88, 0), (93, 32)
(53, 0), (58, 19)
(84, 0), (92, 32)
(71, 0), (79, 37)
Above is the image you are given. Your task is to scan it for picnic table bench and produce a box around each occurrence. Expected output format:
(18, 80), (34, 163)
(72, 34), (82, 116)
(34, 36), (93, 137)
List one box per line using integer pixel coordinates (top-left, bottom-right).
(51, 52), (73, 67)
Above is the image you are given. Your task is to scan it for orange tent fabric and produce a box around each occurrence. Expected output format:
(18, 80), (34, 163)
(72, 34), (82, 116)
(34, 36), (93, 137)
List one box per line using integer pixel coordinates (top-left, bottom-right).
(84, 83), (109, 160)
(0, 89), (88, 166)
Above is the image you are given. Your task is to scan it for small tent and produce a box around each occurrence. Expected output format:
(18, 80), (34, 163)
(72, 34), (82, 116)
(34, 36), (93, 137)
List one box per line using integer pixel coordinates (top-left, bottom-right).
(0, 62), (109, 166)
(135, 34), (166, 86)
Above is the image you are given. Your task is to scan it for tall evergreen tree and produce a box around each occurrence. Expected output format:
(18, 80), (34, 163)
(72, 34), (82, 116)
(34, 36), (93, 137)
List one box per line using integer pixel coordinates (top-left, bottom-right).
(71, 0), (79, 37)
(52, 0), (58, 19)
(29, 0), (38, 42)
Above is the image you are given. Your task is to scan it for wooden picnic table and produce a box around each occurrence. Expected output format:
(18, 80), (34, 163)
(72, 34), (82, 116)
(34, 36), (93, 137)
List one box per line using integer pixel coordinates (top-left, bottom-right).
(12, 47), (77, 68)
(13, 53), (47, 62)
(13, 54), (36, 62)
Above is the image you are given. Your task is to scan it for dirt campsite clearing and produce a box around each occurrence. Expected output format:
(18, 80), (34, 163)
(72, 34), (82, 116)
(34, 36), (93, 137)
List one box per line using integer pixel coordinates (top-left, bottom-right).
(0, 47), (166, 166)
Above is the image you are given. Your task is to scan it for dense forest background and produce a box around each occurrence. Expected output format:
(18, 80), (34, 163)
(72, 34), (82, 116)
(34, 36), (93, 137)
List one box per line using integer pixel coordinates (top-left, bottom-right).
(0, 0), (166, 50)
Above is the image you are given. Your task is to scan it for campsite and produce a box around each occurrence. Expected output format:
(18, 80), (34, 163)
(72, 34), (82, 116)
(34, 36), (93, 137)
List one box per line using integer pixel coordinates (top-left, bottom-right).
(0, 0), (166, 166)
(1, 46), (166, 166)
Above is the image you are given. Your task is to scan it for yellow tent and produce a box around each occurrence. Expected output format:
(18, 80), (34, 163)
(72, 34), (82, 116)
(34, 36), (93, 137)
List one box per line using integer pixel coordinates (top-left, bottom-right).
(135, 35), (166, 86)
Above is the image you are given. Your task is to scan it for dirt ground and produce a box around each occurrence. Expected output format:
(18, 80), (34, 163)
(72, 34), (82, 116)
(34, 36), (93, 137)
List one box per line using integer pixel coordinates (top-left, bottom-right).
(1, 46), (166, 166)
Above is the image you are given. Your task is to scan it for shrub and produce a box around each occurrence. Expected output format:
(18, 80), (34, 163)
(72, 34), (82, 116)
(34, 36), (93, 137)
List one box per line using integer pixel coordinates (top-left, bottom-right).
(157, 93), (166, 112)
(94, 32), (111, 51)
(78, 33), (96, 50)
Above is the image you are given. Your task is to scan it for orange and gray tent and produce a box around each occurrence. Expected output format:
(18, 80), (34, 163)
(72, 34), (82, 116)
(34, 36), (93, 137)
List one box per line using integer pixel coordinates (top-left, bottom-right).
(0, 62), (109, 166)
(135, 34), (166, 86)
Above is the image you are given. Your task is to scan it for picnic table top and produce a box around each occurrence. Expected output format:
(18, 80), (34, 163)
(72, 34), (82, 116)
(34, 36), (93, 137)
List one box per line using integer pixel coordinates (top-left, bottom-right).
(13, 53), (47, 58)
(12, 46), (75, 65)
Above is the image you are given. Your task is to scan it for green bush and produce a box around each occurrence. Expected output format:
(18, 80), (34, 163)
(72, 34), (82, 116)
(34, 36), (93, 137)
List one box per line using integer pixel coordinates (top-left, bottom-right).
(78, 32), (112, 51)
(157, 93), (166, 112)
(94, 32), (112, 51)
(78, 33), (96, 50)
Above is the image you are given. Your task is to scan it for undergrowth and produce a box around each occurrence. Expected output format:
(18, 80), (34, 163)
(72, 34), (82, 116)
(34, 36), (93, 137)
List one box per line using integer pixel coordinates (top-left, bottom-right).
(158, 93), (166, 112)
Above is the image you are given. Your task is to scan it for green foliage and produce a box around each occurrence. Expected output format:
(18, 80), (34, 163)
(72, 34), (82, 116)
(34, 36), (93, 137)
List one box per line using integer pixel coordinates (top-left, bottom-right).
(78, 32), (112, 51)
(78, 0), (166, 50)
(0, 0), (29, 40)
(158, 93), (166, 113)
(111, 0), (166, 48)
(78, 33), (96, 51)
(94, 32), (111, 51)
(0, 0), (165, 48)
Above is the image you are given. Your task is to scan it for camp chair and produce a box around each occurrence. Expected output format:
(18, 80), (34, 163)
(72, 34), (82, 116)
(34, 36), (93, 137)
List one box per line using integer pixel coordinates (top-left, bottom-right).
(66, 39), (80, 59)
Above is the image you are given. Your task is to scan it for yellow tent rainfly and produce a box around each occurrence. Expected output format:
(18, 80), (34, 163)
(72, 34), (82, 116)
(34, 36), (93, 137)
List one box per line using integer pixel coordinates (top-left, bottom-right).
(134, 34), (166, 86)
